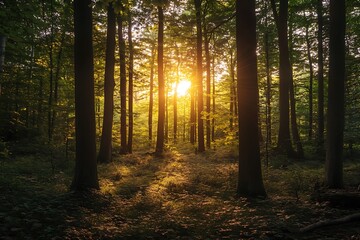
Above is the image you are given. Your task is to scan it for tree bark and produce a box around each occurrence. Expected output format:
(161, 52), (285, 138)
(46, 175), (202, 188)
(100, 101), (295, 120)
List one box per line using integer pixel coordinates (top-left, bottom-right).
(149, 44), (155, 143)
(326, 0), (345, 188)
(194, 0), (205, 153)
(155, 6), (165, 155)
(71, 0), (99, 191)
(98, 3), (116, 163)
(204, 27), (211, 148)
(236, 0), (266, 197)
(317, 0), (325, 155)
(305, 21), (314, 141)
(117, 11), (127, 154)
(128, 9), (134, 154)
(271, 0), (296, 157)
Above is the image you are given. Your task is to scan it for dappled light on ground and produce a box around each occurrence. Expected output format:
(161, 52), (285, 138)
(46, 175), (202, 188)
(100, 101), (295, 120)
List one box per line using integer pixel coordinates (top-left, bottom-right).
(1, 148), (360, 239)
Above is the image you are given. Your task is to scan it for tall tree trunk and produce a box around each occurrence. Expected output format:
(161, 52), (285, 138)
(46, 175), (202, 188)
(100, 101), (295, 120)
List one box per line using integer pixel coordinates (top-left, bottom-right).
(71, 0), (99, 191)
(194, 0), (205, 152)
(204, 28), (211, 148)
(212, 52), (215, 142)
(149, 44), (155, 143)
(98, 3), (116, 163)
(306, 21), (314, 141)
(165, 86), (169, 143)
(174, 46), (180, 143)
(264, 12), (272, 145)
(48, 0), (54, 143)
(190, 64), (196, 144)
(305, 22), (314, 141)
(326, 0), (345, 188)
(155, 6), (165, 155)
(317, 0), (325, 155)
(118, 11), (127, 154)
(229, 50), (235, 130)
(288, 11), (303, 158)
(128, 9), (134, 153)
(270, 0), (295, 157)
(236, 0), (266, 198)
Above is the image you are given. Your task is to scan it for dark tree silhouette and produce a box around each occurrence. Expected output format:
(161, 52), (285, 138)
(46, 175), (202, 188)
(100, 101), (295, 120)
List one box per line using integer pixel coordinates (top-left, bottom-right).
(98, 3), (116, 163)
(155, 5), (165, 155)
(317, 0), (325, 155)
(194, 0), (205, 152)
(326, 0), (345, 188)
(118, 9), (127, 154)
(236, 0), (266, 197)
(71, 0), (99, 190)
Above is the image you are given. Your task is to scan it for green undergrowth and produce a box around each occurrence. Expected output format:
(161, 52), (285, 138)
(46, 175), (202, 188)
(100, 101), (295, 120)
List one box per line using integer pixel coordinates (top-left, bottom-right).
(1, 146), (360, 239)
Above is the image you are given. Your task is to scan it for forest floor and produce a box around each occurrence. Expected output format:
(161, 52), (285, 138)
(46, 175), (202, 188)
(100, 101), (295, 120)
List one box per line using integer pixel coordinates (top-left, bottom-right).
(1, 144), (360, 239)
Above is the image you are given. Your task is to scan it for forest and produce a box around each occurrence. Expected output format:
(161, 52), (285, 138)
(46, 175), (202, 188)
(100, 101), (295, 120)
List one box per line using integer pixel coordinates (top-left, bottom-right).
(0, 0), (359, 239)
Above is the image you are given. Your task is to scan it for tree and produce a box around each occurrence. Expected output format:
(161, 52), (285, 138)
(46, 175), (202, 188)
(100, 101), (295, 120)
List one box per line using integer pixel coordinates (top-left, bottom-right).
(194, 0), (205, 153)
(128, 7), (134, 154)
(316, 0), (324, 155)
(326, 0), (345, 188)
(236, 0), (266, 197)
(71, 0), (99, 191)
(270, 0), (296, 157)
(98, 3), (116, 163)
(155, 5), (165, 155)
(117, 6), (128, 154)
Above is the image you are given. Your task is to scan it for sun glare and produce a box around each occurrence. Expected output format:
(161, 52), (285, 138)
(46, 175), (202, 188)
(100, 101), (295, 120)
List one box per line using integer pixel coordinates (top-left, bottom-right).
(173, 80), (191, 97)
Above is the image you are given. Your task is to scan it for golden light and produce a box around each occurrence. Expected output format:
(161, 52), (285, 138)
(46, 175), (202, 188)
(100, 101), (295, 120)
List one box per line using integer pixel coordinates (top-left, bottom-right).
(172, 80), (191, 97)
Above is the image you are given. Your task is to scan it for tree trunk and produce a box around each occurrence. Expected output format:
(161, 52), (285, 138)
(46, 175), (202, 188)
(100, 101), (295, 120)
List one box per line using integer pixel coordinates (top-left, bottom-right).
(194, 0), (205, 153)
(190, 67), (196, 144)
(149, 44), (155, 143)
(326, 0), (345, 188)
(155, 6), (165, 155)
(305, 22), (314, 141)
(229, 50), (235, 130)
(128, 9), (134, 154)
(98, 3), (116, 163)
(271, 0), (295, 157)
(174, 46), (180, 143)
(317, 0), (325, 155)
(204, 28), (211, 148)
(264, 14), (272, 146)
(71, 0), (99, 191)
(236, 0), (266, 198)
(117, 11), (127, 154)
(212, 52), (215, 142)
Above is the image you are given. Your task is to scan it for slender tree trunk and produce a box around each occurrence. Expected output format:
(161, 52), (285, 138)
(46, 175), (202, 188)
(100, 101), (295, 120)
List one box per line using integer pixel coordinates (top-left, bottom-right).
(236, 0), (266, 198)
(288, 10), (303, 158)
(229, 50), (235, 130)
(204, 29), (211, 148)
(326, 0), (345, 188)
(117, 12), (127, 154)
(194, 0), (205, 152)
(270, 0), (295, 157)
(48, 0), (54, 143)
(174, 46), (180, 143)
(305, 22), (314, 141)
(155, 6), (165, 155)
(264, 18), (272, 145)
(190, 64), (196, 144)
(98, 3), (116, 163)
(149, 44), (155, 143)
(165, 86), (169, 143)
(128, 9), (134, 153)
(317, 0), (325, 155)
(71, 0), (99, 191)
(212, 52), (215, 142)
